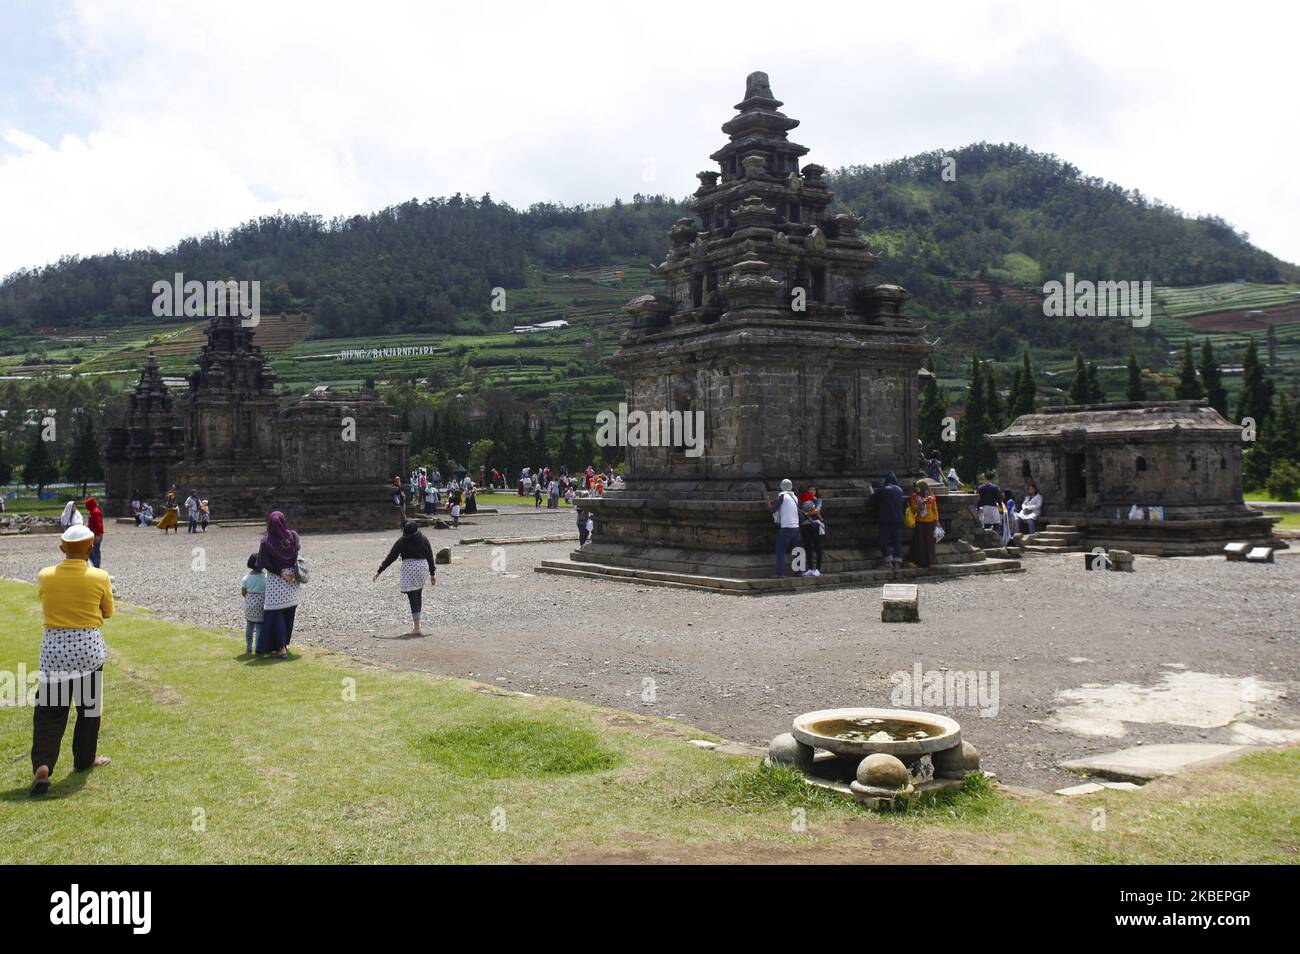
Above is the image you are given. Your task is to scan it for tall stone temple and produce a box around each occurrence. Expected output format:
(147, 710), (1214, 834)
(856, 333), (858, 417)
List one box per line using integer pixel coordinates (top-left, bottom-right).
(545, 72), (1010, 589)
(105, 315), (409, 530)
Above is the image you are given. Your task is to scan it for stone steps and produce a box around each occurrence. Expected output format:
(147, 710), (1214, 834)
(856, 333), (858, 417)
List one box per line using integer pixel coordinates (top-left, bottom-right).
(535, 556), (1024, 594)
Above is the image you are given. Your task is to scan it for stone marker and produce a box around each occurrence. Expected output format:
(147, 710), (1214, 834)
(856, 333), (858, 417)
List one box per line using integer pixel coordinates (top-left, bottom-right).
(1223, 542), (1250, 561)
(1083, 550), (1109, 571)
(1054, 782), (1106, 796)
(1107, 549), (1135, 572)
(1058, 743), (1253, 782)
(1246, 546), (1275, 563)
(435, 546), (452, 565)
(881, 583), (919, 623)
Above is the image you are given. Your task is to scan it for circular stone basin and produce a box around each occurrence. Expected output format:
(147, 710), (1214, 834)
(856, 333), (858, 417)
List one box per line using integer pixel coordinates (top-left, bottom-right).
(792, 707), (961, 758)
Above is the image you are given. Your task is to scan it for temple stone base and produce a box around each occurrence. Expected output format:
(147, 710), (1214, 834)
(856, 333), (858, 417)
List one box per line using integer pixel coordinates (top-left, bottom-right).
(1046, 510), (1283, 557)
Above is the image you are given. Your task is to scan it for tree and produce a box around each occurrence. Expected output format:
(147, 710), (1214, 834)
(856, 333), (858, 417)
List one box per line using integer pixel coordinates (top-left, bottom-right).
(1012, 349), (1036, 417)
(1125, 352), (1146, 402)
(559, 421), (577, 469)
(1174, 340), (1203, 400)
(956, 356), (995, 478)
(1068, 350), (1089, 405)
(1198, 339), (1228, 417)
(984, 363), (1004, 432)
(0, 436), (11, 486)
(1086, 362), (1106, 404)
(22, 431), (58, 497)
(1237, 338), (1274, 430)
(68, 414), (104, 496)
(919, 358), (948, 454)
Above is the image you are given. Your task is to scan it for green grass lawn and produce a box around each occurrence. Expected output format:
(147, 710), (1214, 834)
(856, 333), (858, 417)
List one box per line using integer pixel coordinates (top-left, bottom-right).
(1, 579), (1295, 864)
(2, 486), (106, 517)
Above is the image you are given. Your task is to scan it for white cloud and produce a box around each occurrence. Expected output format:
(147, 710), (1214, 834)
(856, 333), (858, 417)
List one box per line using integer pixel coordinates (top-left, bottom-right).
(0, 0), (1296, 277)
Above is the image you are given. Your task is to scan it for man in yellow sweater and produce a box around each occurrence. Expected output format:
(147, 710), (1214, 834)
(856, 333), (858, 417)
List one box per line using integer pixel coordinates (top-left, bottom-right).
(30, 524), (114, 796)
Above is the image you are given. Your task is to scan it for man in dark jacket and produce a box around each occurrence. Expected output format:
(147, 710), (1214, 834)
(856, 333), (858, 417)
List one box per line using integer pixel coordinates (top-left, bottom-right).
(875, 472), (906, 571)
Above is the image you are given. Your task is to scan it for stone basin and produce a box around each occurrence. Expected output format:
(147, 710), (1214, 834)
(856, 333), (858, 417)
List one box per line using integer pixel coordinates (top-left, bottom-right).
(792, 707), (961, 759)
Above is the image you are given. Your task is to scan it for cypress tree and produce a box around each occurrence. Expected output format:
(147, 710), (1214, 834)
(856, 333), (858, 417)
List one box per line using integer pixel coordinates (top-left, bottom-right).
(918, 358), (947, 454)
(1013, 349), (1036, 416)
(1174, 339), (1203, 400)
(1125, 352), (1146, 401)
(0, 436), (11, 486)
(984, 363), (1004, 432)
(1068, 350), (1089, 405)
(1237, 338), (1274, 428)
(1086, 362), (1106, 404)
(1198, 339), (1228, 417)
(67, 414), (104, 496)
(957, 356), (994, 478)
(22, 431), (59, 497)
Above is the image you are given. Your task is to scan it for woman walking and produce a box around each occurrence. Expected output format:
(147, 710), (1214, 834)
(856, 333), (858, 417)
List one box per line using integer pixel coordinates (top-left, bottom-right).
(373, 521), (435, 637)
(85, 497), (105, 568)
(909, 478), (939, 569)
(254, 511), (301, 659)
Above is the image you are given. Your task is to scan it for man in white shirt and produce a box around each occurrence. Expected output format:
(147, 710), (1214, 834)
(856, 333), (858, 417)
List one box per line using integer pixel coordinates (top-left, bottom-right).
(763, 478), (804, 577)
(184, 491), (200, 534)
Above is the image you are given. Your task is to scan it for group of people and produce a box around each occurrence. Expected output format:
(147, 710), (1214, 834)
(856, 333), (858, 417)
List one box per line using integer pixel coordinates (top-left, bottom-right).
(519, 464), (616, 507)
(129, 487), (209, 534)
(764, 460), (1047, 578)
(392, 471), (476, 528)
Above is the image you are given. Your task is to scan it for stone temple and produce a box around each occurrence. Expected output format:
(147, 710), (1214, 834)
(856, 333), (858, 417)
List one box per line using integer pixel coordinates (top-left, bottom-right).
(105, 315), (409, 529)
(541, 72), (1015, 590)
(988, 399), (1281, 555)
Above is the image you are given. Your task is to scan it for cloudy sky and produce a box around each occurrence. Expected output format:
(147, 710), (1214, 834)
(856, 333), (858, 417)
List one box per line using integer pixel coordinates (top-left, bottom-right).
(1, 0), (1296, 279)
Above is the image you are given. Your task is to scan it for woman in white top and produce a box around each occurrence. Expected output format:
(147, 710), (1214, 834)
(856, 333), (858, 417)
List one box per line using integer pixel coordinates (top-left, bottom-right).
(1018, 484), (1043, 534)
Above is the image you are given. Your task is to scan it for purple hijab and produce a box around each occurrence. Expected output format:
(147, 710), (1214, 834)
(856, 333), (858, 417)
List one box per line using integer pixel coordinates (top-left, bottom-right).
(259, 511), (300, 568)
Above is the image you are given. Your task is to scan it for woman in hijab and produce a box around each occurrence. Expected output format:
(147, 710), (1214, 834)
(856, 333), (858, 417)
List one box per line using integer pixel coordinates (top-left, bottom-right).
(373, 521), (436, 637)
(909, 478), (939, 568)
(946, 468), (961, 492)
(157, 490), (179, 533)
(1000, 489), (1017, 546)
(59, 500), (83, 529)
(255, 511), (301, 659)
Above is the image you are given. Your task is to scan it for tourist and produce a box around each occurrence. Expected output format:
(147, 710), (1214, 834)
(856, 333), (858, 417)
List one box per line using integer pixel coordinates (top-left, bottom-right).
(876, 472), (906, 571)
(1001, 490), (1017, 546)
(373, 520), (436, 637)
(946, 468), (961, 492)
(199, 499), (210, 531)
(59, 500), (83, 529)
(976, 474), (1002, 531)
(29, 524), (114, 796)
(239, 554), (265, 655)
(139, 501), (155, 527)
(391, 477), (406, 526)
(449, 484), (462, 528)
(254, 511), (301, 659)
(85, 497), (105, 568)
(799, 485), (825, 577)
(577, 507), (591, 545)
(464, 481), (478, 514)
(423, 481), (438, 515)
(184, 489), (201, 533)
(130, 491), (143, 525)
(763, 478), (803, 577)
(1018, 483), (1043, 534)
(157, 491), (179, 533)
(533, 479), (543, 508)
(547, 477), (559, 509)
(909, 478), (939, 568)
(926, 450), (944, 484)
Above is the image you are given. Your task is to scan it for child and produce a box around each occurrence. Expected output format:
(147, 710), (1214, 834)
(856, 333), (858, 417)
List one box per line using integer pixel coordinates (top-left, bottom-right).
(240, 554), (265, 654)
(199, 499), (210, 531)
(449, 486), (462, 528)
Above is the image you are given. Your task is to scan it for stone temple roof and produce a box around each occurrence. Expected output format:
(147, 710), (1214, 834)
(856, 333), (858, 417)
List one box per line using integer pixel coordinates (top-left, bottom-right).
(989, 400), (1238, 444)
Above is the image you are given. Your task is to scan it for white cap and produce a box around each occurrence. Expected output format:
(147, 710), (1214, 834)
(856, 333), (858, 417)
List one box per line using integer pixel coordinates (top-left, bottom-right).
(61, 524), (94, 543)
(780, 478), (793, 491)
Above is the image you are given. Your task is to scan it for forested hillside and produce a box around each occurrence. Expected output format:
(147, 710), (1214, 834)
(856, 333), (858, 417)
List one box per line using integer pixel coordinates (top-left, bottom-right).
(0, 143), (1293, 345)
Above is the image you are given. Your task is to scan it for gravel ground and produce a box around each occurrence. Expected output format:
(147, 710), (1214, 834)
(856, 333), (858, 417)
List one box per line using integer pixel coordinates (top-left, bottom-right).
(3, 507), (1297, 791)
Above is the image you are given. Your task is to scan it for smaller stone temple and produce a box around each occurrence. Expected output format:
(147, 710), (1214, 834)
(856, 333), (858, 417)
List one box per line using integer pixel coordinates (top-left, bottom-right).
(105, 315), (409, 530)
(987, 399), (1280, 555)
(102, 354), (186, 513)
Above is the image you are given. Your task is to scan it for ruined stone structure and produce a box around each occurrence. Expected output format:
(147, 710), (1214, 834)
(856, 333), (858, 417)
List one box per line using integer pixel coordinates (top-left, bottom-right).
(105, 315), (409, 530)
(542, 73), (1013, 589)
(103, 354), (186, 514)
(988, 400), (1280, 555)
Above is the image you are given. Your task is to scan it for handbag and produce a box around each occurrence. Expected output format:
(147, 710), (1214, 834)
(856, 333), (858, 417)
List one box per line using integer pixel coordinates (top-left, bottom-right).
(904, 502), (917, 529)
(295, 555), (310, 584)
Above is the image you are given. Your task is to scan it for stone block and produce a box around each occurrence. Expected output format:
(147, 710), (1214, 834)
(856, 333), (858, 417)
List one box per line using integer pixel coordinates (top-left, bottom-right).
(1058, 743), (1253, 782)
(881, 583), (919, 623)
(1223, 542), (1250, 561)
(1246, 547), (1275, 563)
(435, 546), (452, 565)
(767, 733), (814, 771)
